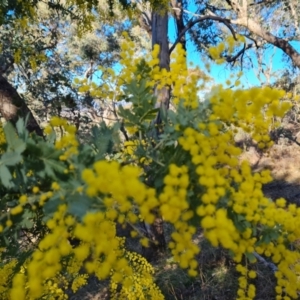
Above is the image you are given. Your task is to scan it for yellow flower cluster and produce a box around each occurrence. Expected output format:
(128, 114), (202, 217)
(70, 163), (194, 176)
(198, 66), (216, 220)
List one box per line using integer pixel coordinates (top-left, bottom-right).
(82, 160), (158, 224)
(160, 164), (190, 223)
(236, 264), (256, 299)
(10, 205), (72, 299)
(124, 140), (139, 156)
(170, 45), (199, 108)
(147, 43), (202, 109)
(178, 107), (300, 298)
(0, 122), (6, 152)
(47, 116), (79, 160)
(74, 32), (141, 105)
(159, 164), (199, 275)
(44, 279), (68, 300)
(74, 34), (204, 116)
(71, 274), (88, 293)
(0, 257), (17, 299)
(10, 273), (26, 300)
(208, 34), (246, 64)
(10, 205), (128, 299)
(118, 32), (139, 85)
(73, 212), (127, 280)
(110, 251), (164, 300)
(210, 85), (290, 148)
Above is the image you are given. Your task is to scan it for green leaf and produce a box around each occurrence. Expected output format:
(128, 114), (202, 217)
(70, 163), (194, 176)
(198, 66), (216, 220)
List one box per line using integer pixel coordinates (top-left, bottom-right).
(139, 108), (159, 123)
(6, 200), (18, 207)
(16, 118), (25, 135)
(67, 194), (91, 218)
(3, 122), (16, 146)
(43, 158), (65, 178)
(20, 210), (34, 229)
(0, 165), (12, 187)
(16, 116), (29, 139)
(3, 122), (26, 153)
(43, 196), (62, 220)
(46, 131), (56, 144)
(1, 152), (22, 166)
(245, 252), (256, 263)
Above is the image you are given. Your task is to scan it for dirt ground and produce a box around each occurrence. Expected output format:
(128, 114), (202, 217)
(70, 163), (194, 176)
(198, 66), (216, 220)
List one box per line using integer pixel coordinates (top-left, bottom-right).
(239, 132), (300, 204)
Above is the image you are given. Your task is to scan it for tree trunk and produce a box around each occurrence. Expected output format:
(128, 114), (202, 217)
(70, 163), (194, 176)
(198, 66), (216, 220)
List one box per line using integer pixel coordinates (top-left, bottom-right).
(0, 74), (43, 136)
(171, 0), (186, 51)
(152, 9), (170, 112)
(142, 8), (170, 261)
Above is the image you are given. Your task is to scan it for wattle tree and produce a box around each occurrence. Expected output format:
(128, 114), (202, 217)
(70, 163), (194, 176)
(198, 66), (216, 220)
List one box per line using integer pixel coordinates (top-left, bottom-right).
(0, 1), (299, 300)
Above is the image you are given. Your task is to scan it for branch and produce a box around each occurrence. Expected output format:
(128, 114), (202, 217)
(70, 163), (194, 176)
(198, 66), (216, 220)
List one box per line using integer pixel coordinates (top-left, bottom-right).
(206, 4), (231, 12)
(225, 0), (241, 13)
(171, 7), (203, 18)
(253, 252), (277, 272)
(169, 15), (237, 54)
(243, 34), (264, 48)
(249, 0), (278, 6)
(281, 130), (300, 147)
(231, 18), (300, 68)
(225, 43), (254, 70)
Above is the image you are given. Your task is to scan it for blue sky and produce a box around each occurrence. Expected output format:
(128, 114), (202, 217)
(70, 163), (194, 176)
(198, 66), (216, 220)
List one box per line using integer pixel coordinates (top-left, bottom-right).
(168, 6), (300, 89)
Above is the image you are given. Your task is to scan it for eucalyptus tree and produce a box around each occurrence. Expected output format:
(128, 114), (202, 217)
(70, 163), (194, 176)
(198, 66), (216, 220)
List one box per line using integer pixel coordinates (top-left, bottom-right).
(0, 0), (148, 135)
(189, 0), (300, 70)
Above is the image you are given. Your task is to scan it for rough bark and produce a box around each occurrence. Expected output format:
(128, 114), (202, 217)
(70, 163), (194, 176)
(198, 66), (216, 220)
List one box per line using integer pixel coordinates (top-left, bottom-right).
(171, 0), (186, 51)
(0, 74), (43, 136)
(152, 10), (170, 111)
(141, 8), (171, 260)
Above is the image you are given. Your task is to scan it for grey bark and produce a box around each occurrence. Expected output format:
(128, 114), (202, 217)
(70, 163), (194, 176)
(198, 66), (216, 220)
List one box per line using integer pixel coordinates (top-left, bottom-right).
(171, 0), (186, 51)
(0, 74), (43, 136)
(141, 8), (171, 259)
(152, 10), (170, 111)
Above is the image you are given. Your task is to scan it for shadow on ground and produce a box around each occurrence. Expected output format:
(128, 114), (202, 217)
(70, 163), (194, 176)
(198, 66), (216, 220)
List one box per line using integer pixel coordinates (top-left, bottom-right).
(263, 180), (300, 205)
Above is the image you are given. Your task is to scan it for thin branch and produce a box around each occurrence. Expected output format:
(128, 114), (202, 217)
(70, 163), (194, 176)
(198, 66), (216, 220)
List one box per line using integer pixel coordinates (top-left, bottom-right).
(282, 130), (300, 147)
(225, 43), (253, 64)
(253, 252), (277, 272)
(240, 51), (245, 70)
(206, 4), (231, 12)
(243, 34), (263, 48)
(249, 0), (278, 6)
(171, 7), (203, 18)
(169, 15), (237, 54)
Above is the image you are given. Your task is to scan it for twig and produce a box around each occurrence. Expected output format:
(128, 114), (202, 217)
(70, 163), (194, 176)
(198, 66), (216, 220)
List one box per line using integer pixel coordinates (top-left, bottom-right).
(253, 252), (277, 272)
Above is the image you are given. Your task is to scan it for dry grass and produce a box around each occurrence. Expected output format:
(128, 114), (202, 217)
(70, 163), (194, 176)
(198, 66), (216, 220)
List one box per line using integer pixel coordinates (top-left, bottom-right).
(155, 233), (276, 300)
(155, 234), (238, 300)
(237, 122), (300, 204)
(256, 143), (300, 184)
